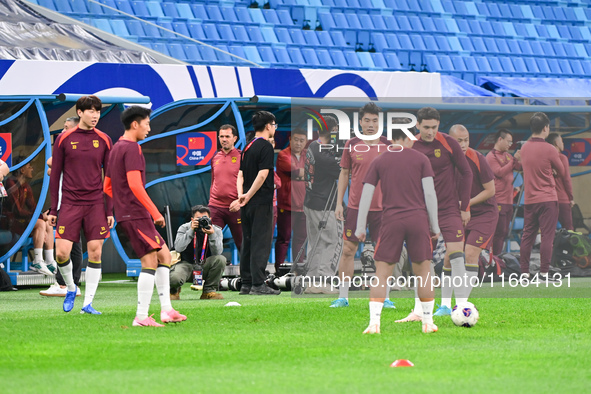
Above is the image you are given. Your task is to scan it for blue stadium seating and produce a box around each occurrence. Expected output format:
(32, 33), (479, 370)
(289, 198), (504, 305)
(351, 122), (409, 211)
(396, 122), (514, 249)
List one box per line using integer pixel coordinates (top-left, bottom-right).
(36, 0), (591, 76)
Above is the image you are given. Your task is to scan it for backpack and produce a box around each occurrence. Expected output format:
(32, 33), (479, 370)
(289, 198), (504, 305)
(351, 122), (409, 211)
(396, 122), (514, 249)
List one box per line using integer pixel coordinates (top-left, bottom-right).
(498, 253), (522, 277)
(0, 265), (14, 291)
(552, 229), (591, 276)
(479, 250), (506, 282)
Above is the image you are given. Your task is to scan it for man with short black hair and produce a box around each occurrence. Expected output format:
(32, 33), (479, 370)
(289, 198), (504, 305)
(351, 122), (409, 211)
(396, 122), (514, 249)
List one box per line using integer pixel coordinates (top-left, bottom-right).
(275, 128), (307, 271)
(520, 112), (566, 280)
(486, 128), (522, 255)
(105, 105), (186, 326)
(48, 95), (113, 315)
(170, 205), (226, 300)
(302, 115), (343, 289)
(209, 124), (242, 251)
(230, 111), (279, 295)
(398, 106), (473, 323)
(547, 133), (574, 231)
(331, 102), (391, 305)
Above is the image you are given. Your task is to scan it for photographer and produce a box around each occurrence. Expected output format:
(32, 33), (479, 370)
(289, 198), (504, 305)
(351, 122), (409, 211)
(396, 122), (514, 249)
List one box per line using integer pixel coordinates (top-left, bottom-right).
(170, 205), (226, 300)
(302, 115), (343, 289)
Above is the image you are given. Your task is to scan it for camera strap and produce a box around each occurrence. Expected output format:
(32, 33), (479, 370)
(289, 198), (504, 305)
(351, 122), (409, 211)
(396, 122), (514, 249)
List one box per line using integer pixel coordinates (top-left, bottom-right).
(193, 232), (209, 264)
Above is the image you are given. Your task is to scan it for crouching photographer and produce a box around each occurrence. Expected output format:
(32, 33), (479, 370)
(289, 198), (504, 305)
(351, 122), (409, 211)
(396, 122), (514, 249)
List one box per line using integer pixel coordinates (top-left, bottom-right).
(170, 205), (226, 300)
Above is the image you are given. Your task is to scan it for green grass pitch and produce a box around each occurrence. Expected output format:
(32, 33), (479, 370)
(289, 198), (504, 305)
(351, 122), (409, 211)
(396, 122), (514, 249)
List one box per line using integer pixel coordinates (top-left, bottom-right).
(1, 275), (590, 393)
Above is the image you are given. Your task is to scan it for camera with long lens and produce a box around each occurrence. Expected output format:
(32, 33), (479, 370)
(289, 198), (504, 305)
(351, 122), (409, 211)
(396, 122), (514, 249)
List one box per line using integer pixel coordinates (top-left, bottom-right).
(219, 277), (242, 291)
(196, 216), (212, 231)
(265, 273), (294, 291)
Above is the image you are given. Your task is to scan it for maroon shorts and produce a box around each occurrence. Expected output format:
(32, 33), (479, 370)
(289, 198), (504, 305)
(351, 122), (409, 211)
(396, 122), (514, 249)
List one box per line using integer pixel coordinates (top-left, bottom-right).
(374, 213), (432, 264)
(117, 218), (164, 258)
(56, 204), (109, 243)
(465, 210), (498, 250)
(438, 210), (464, 245)
(344, 208), (382, 243)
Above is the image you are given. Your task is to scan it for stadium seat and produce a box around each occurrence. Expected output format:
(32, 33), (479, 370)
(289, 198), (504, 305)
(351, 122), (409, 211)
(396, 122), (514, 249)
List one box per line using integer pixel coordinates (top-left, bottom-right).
(130, 1), (150, 18)
(450, 56), (467, 72)
(175, 3), (194, 20)
(156, 21), (176, 40)
(126, 20), (145, 37)
(277, 9), (294, 26)
(274, 28), (292, 44)
(218, 24), (236, 42)
(187, 23), (206, 40)
(70, 0), (88, 14)
(317, 31), (334, 47)
(547, 59), (562, 75)
(425, 54), (441, 72)
(535, 58), (552, 75)
(234, 8), (253, 24)
(475, 56), (492, 72)
(258, 46), (277, 64)
(205, 5), (223, 21)
(183, 44), (202, 62)
(110, 20), (130, 37)
(219, 7), (237, 22)
(247, 27), (265, 44)
(248, 8), (266, 24)
(558, 59), (573, 75)
(151, 43), (171, 57)
(92, 19), (114, 34)
(370, 52), (387, 69)
(262, 9), (281, 25)
(301, 48), (320, 67)
(330, 31), (348, 47)
(287, 47), (306, 66)
(511, 57), (528, 74)
(146, 1), (164, 18)
(161, 2), (179, 19)
(371, 32), (388, 51)
(168, 43), (187, 61)
(356, 52), (375, 69)
(190, 4), (207, 19)
(261, 27), (278, 43)
(233, 25), (250, 43)
(330, 49), (349, 69)
(273, 47), (292, 65)
(302, 30), (320, 46)
(383, 52), (403, 70)
(524, 57), (540, 74)
(289, 29), (306, 46)
(202, 24), (221, 41)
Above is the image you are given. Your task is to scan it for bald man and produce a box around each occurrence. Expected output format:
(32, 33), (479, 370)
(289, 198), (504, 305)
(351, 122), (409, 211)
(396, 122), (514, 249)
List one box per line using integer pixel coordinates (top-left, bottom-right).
(434, 125), (498, 315)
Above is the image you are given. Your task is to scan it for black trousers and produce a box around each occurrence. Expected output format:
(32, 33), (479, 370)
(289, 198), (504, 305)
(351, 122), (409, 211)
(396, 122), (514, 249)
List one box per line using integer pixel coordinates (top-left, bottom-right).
(56, 241), (82, 286)
(240, 203), (273, 287)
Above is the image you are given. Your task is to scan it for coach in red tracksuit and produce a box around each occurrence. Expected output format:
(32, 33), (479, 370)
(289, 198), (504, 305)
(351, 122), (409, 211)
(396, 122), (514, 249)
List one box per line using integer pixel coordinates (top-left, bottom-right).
(519, 113), (567, 278)
(486, 129), (522, 255)
(275, 129), (307, 271)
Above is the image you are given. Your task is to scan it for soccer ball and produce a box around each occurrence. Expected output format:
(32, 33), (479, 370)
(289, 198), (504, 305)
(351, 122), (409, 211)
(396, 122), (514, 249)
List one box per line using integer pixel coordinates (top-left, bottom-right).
(451, 302), (479, 328)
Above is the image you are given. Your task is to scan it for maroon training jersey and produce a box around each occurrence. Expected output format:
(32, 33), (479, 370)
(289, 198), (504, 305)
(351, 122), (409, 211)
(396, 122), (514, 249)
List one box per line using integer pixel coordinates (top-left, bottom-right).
(521, 137), (565, 204)
(413, 132), (472, 213)
(209, 148), (241, 208)
(363, 148), (434, 219)
(106, 139), (150, 222)
(340, 136), (390, 211)
(49, 127), (112, 216)
(464, 148), (497, 217)
(276, 146), (306, 212)
(485, 149), (521, 205)
(555, 153), (573, 204)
